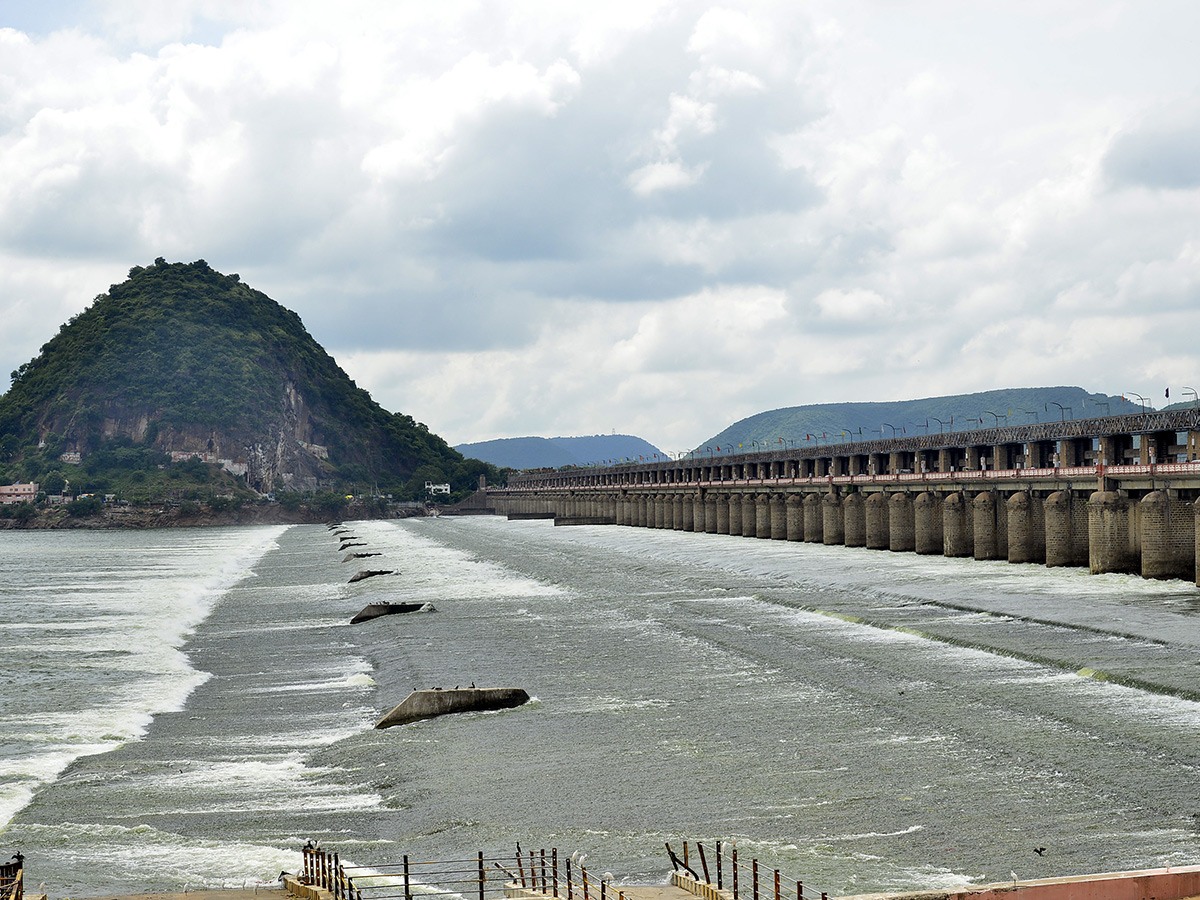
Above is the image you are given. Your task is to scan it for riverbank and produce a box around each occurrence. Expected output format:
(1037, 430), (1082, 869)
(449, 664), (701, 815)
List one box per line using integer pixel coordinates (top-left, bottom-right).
(0, 501), (425, 530)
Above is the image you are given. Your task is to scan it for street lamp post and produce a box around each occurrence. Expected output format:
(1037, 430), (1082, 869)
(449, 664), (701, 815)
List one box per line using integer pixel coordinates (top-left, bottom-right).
(882, 422), (899, 438)
(1046, 401), (1071, 422)
(983, 410), (1000, 427)
(1124, 392), (1148, 412)
(930, 416), (947, 433)
(1185, 387), (1198, 408)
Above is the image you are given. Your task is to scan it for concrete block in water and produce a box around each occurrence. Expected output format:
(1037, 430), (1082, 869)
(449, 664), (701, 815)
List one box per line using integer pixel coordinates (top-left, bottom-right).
(375, 687), (531, 729)
(348, 569), (394, 583)
(350, 602), (430, 624)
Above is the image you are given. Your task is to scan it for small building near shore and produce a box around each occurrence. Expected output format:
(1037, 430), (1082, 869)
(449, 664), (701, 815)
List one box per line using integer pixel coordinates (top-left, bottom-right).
(0, 482), (39, 504)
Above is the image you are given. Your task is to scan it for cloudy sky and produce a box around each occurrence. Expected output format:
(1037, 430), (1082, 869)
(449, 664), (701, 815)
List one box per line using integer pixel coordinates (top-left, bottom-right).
(2, 1), (1199, 452)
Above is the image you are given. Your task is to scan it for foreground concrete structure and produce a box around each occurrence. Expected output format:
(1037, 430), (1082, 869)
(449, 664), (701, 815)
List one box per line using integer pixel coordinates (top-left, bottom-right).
(489, 409), (1200, 586)
(375, 687), (530, 728)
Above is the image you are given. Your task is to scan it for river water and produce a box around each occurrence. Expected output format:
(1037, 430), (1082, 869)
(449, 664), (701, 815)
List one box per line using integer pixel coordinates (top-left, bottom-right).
(2, 518), (1199, 897)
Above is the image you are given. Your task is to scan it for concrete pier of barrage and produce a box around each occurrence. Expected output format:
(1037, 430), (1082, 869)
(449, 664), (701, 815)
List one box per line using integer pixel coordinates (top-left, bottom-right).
(472, 408), (1200, 586)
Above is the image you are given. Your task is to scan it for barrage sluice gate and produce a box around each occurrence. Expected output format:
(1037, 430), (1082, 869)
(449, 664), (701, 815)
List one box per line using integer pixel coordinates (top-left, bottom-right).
(489, 409), (1200, 586)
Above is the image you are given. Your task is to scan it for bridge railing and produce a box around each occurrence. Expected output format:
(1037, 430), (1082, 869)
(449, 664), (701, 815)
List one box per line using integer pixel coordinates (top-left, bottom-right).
(501, 460), (1200, 493)
(504, 844), (632, 900)
(297, 842), (829, 900)
(301, 844), (625, 900)
(665, 840), (829, 900)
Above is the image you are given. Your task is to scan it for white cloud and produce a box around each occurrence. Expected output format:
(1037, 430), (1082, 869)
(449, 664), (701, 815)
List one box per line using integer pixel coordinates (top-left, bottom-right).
(627, 160), (706, 196)
(814, 288), (889, 321)
(3, 1), (1200, 451)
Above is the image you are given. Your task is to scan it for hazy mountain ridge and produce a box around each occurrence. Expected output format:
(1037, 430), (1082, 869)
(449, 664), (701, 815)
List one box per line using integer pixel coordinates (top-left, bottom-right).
(701, 387), (1136, 451)
(455, 434), (666, 469)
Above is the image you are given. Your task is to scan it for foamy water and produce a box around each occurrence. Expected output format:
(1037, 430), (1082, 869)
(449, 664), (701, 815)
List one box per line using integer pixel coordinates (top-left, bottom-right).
(0, 526), (285, 828)
(4, 518), (1200, 896)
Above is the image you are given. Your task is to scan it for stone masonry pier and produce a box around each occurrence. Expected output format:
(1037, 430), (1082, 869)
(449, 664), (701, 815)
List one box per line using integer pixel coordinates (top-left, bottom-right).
(489, 409), (1200, 586)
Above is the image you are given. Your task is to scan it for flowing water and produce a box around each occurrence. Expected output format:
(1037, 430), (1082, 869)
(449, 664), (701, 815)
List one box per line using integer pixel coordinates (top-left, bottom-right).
(2, 518), (1200, 897)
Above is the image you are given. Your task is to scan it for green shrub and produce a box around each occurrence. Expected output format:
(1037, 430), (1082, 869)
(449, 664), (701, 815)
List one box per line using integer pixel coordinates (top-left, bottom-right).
(66, 496), (103, 517)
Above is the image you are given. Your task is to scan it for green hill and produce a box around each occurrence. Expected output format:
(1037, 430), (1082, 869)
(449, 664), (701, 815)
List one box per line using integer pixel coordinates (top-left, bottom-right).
(700, 387), (1134, 451)
(0, 259), (498, 500)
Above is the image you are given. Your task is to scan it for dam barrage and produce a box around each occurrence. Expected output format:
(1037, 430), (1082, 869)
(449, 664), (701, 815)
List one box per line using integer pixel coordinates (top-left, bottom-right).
(484, 408), (1200, 585)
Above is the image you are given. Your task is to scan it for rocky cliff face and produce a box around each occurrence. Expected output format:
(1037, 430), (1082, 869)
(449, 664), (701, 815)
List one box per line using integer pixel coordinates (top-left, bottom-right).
(41, 374), (331, 492)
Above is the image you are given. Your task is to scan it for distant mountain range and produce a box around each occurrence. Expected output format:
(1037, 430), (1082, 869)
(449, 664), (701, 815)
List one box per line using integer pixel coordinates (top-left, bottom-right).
(699, 387), (1137, 451)
(460, 387), (1149, 470)
(454, 434), (666, 469)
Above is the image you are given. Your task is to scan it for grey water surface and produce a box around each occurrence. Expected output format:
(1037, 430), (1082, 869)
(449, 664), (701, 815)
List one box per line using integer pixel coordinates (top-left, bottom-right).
(4, 518), (1200, 897)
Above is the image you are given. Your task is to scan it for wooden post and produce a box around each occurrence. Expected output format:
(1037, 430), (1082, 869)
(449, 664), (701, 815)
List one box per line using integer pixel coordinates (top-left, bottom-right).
(403, 855), (411, 900)
(753, 859), (759, 900)
(478, 851), (485, 900)
(716, 842), (722, 890)
(566, 860), (573, 900)
(732, 845), (738, 900)
(698, 844), (710, 884)
(553, 849), (559, 898)
(517, 845), (527, 888)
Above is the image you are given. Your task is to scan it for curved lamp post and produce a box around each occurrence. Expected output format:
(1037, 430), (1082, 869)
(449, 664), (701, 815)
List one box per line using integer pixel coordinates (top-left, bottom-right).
(1046, 401), (1071, 422)
(1124, 391), (1148, 412)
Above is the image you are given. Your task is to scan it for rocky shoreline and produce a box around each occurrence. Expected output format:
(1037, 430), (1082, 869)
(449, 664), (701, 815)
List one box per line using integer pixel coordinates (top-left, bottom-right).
(0, 501), (425, 530)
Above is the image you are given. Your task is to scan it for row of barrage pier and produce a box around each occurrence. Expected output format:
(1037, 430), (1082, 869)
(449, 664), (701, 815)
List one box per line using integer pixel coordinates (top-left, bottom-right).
(481, 409), (1200, 585)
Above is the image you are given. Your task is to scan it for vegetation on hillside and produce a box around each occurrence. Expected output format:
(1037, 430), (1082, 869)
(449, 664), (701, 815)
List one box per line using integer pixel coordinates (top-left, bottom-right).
(0, 259), (502, 501)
